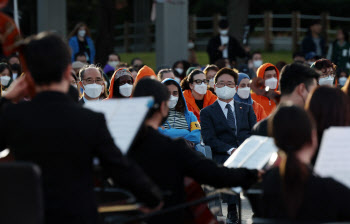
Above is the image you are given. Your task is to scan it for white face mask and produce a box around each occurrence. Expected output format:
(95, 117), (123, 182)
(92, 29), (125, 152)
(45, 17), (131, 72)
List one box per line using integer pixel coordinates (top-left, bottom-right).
(84, 83), (103, 99)
(209, 78), (215, 88)
(188, 42), (195, 49)
(0, 76), (11, 86)
(237, 87), (251, 99)
(108, 61), (119, 68)
(339, 77), (347, 86)
(175, 68), (183, 75)
(265, 77), (278, 90)
(119, 83), (133, 97)
(174, 77), (181, 83)
(168, 95), (179, 109)
(78, 30), (86, 37)
(216, 86), (236, 100)
(253, 60), (263, 68)
(319, 77), (334, 86)
(219, 29), (228, 36)
(194, 83), (207, 95)
(71, 84), (78, 89)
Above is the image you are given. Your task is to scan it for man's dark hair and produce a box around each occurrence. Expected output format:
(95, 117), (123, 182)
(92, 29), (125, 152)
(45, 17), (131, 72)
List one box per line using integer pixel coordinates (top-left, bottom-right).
(214, 68), (238, 84)
(293, 52), (305, 59)
(219, 19), (229, 29)
(74, 52), (86, 61)
(279, 63), (320, 96)
(250, 51), (262, 59)
(133, 78), (170, 119)
(22, 32), (71, 85)
(131, 57), (142, 66)
(108, 53), (121, 61)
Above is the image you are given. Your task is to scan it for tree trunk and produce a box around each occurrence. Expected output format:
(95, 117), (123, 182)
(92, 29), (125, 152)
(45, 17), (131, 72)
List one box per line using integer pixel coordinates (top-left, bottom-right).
(95, 0), (115, 65)
(227, 0), (249, 44)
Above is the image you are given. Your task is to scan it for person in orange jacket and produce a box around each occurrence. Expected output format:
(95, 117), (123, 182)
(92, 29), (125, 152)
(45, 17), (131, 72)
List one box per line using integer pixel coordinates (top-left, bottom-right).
(251, 63), (280, 116)
(134, 65), (157, 85)
(234, 73), (267, 122)
(181, 69), (217, 122)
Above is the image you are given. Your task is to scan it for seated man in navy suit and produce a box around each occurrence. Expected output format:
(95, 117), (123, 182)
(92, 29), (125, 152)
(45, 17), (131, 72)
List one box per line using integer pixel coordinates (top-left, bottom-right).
(201, 67), (257, 164)
(200, 67), (257, 223)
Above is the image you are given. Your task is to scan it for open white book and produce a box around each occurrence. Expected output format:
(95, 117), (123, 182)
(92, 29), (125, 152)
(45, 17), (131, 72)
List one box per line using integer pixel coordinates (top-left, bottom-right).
(224, 135), (278, 170)
(84, 97), (154, 154)
(314, 127), (350, 188)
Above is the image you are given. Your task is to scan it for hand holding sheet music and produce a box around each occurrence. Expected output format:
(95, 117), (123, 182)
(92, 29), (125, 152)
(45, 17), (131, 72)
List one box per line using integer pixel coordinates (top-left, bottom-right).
(314, 127), (350, 188)
(84, 97), (154, 154)
(224, 135), (278, 170)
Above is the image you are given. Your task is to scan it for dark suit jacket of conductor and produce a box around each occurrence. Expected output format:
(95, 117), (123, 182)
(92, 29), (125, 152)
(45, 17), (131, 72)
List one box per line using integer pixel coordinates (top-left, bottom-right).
(0, 91), (161, 224)
(200, 100), (257, 164)
(206, 35), (246, 64)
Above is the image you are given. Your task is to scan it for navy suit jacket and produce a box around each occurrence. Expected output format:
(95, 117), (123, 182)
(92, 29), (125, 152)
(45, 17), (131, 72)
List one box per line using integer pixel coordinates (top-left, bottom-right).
(200, 100), (257, 164)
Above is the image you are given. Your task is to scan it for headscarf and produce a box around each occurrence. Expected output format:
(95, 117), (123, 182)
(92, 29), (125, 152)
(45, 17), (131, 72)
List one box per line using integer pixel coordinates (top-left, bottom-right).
(107, 68), (133, 99)
(234, 73), (254, 105)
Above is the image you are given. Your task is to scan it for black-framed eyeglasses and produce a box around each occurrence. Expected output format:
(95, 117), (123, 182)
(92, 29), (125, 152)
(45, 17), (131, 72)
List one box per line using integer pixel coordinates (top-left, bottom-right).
(216, 82), (236, 88)
(193, 79), (209, 85)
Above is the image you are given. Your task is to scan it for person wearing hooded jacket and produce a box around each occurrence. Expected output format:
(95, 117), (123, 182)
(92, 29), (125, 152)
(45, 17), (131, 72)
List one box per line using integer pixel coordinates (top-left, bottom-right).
(159, 78), (201, 144)
(106, 68), (134, 99)
(134, 65), (157, 85)
(251, 63), (280, 116)
(181, 69), (217, 123)
(234, 73), (267, 122)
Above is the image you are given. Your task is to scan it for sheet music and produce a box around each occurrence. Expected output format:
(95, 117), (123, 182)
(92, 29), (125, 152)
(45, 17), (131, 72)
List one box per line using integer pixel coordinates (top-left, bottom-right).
(314, 127), (350, 188)
(84, 97), (153, 154)
(224, 135), (278, 170)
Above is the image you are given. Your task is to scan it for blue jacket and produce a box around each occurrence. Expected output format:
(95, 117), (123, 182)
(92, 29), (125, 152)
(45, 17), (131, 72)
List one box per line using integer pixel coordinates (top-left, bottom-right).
(200, 100), (256, 164)
(69, 36), (95, 63)
(159, 79), (201, 144)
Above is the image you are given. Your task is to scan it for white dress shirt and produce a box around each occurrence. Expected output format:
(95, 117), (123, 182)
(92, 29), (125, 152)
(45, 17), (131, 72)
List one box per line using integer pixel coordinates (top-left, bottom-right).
(217, 99), (237, 155)
(220, 35), (229, 59)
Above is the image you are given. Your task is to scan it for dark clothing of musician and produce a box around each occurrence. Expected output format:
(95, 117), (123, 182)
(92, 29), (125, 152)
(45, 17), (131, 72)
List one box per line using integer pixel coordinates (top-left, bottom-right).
(0, 92), (162, 224)
(262, 167), (350, 221)
(128, 125), (258, 224)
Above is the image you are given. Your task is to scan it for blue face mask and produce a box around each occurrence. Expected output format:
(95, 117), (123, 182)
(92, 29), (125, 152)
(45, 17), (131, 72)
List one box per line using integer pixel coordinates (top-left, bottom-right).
(339, 77), (347, 86)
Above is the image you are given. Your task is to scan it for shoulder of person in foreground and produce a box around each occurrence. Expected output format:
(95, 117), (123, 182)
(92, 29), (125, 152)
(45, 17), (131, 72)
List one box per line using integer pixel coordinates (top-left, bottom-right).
(252, 117), (269, 137)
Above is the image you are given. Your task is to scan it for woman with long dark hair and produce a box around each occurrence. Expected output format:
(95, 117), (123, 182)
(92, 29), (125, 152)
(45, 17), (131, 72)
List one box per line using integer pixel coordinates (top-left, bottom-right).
(68, 22), (95, 64)
(305, 86), (350, 163)
(262, 104), (350, 221)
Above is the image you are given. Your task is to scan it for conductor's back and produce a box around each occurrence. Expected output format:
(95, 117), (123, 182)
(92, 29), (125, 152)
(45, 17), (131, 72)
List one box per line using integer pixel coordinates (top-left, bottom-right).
(0, 33), (161, 224)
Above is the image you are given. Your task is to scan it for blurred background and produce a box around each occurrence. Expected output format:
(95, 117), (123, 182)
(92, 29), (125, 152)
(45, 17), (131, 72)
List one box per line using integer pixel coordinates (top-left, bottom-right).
(2, 0), (350, 68)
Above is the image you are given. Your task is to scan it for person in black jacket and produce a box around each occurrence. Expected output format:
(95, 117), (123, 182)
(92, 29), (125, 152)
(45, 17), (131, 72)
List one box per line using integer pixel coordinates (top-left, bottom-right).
(130, 78), (261, 224)
(207, 19), (246, 65)
(301, 20), (327, 57)
(262, 104), (350, 221)
(0, 32), (162, 224)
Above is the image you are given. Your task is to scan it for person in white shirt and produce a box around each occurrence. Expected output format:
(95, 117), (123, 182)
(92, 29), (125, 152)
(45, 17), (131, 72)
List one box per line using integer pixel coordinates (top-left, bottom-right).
(206, 19), (247, 65)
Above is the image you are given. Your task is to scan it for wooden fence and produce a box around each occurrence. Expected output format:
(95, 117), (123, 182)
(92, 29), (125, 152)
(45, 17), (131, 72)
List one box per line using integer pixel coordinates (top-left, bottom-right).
(111, 12), (350, 53)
